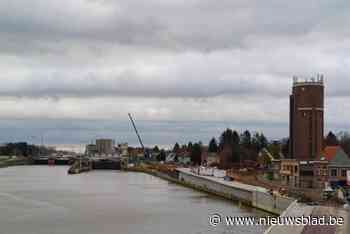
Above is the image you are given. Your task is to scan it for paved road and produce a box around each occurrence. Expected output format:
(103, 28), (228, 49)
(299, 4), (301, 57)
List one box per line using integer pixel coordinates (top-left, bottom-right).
(266, 202), (350, 234)
(301, 206), (336, 234)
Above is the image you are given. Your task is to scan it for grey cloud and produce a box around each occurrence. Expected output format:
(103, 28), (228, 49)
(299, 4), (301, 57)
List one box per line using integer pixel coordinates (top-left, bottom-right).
(0, 70), (288, 99)
(0, 0), (350, 127)
(1, 0), (349, 53)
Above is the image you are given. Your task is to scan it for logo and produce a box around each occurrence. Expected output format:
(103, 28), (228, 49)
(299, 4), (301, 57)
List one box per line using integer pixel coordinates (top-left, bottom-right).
(209, 213), (222, 227)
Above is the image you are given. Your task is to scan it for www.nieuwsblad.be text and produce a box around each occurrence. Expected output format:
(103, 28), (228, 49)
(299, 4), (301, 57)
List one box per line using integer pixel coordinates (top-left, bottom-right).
(208, 213), (345, 227)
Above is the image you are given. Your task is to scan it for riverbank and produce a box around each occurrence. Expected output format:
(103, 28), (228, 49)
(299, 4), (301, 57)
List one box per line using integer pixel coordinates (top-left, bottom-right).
(127, 166), (294, 215)
(132, 166), (349, 234)
(0, 156), (29, 168)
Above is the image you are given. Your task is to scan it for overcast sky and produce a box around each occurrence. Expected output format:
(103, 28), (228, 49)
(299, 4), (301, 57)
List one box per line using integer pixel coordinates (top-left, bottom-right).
(1, 0), (350, 136)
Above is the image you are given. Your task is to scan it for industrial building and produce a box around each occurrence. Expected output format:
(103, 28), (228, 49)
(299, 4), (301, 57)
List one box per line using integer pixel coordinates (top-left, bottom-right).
(85, 139), (116, 157)
(96, 139), (115, 156)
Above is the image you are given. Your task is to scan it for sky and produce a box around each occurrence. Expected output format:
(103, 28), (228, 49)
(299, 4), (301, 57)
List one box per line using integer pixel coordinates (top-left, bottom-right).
(1, 0), (350, 145)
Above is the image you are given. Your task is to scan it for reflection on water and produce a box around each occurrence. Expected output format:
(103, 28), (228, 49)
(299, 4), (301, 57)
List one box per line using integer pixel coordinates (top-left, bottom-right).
(0, 166), (268, 234)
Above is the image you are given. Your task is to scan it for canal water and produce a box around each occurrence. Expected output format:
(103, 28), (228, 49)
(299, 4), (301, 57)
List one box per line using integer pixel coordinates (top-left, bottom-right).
(0, 166), (269, 234)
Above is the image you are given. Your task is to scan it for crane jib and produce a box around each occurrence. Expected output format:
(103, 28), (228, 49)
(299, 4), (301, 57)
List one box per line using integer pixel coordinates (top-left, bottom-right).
(128, 113), (146, 157)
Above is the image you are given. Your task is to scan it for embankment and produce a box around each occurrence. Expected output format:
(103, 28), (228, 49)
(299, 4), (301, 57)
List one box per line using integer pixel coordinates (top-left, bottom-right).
(0, 157), (29, 168)
(128, 166), (295, 215)
(177, 168), (295, 215)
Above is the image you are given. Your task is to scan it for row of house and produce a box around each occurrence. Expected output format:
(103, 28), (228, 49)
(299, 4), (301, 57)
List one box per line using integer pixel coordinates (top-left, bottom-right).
(165, 147), (220, 166)
(272, 146), (350, 189)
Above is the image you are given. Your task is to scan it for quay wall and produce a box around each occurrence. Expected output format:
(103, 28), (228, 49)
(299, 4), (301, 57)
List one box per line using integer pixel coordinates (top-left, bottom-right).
(178, 170), (252, 204)
(177, 169), (295, 215)
(252, 189), (295, 215)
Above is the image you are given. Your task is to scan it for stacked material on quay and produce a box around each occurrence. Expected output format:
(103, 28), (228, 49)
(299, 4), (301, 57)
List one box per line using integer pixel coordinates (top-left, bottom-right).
(190, 166), (226, 178)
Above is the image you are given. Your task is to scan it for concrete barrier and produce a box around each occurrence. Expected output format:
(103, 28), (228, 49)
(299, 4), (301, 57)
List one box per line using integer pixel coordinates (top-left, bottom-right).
(177, 168), (295, 215)
(178, 169), (253, 204)
(252, 190), (295, 215)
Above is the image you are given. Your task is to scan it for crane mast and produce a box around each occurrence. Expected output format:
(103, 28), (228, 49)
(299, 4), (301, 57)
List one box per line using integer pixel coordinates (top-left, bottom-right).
(128, 113), (146, 155)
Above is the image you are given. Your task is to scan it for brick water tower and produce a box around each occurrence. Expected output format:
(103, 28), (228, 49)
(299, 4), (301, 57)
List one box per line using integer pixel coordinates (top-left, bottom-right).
(289, 75), (324, 160)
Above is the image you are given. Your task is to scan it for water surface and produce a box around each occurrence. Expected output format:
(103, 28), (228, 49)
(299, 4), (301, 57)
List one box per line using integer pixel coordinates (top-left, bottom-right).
(0, 166), (268, 234)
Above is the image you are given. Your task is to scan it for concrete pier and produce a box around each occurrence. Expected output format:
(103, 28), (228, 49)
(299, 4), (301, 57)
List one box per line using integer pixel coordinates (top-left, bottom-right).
(68, 159), (92, 174)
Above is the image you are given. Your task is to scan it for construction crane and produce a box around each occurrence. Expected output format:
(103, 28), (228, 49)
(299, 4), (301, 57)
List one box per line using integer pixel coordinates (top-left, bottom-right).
(128, 113), (149, 158)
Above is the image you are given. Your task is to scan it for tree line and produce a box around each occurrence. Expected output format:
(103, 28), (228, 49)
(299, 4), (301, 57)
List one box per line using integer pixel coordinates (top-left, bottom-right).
(324, 131), (350, 156)
(172, 141), (203, 165)
(172, 129), (271, 165)
(169, 129), (350, 166)
(0, 142), (54, 157)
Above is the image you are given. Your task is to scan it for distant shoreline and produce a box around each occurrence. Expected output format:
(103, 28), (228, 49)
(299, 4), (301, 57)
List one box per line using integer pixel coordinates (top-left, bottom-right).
(0, 156), (30, 168)
(49, 144), (173, 154)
